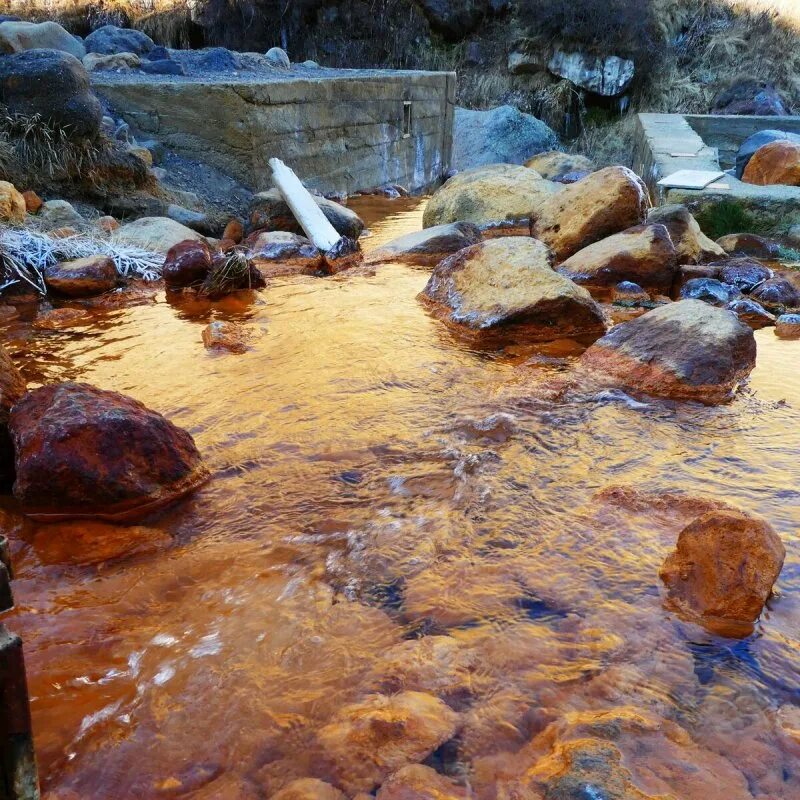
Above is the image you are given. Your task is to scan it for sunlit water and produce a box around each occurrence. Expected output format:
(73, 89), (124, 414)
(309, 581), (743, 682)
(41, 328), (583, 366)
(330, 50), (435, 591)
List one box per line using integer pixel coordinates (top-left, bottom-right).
(2, 197), (799, 799)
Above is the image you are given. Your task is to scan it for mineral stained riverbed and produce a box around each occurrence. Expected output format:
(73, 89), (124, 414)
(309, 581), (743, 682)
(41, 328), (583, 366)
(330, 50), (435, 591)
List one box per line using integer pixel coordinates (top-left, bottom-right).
(2, 197), (799, 799)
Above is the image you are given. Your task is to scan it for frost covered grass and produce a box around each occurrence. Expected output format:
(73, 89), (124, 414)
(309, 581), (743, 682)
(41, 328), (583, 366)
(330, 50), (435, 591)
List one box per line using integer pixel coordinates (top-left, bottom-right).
(0, 227), (163, 295)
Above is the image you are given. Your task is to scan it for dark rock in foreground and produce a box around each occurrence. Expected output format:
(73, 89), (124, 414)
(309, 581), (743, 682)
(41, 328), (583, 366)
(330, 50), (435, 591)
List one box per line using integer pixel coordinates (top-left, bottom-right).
(10, 382), (209, 521)
(577, 299), (757, 404)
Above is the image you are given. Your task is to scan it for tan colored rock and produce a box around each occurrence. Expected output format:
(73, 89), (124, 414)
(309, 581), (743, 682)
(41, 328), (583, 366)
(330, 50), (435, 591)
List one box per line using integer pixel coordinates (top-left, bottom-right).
(647, 204), (725, 264)
(0, 181), (26, 224)
(113, 216), (206, 254)
(422, 164), (560, 232)
(83, 51), (140, 72)
(32, 308), (92, 330)
(201, 321), (262, 353)
(742, 140), (800, 186)
(269, 778), (347, 800)
(558, 224), (677, 294)
(44, 255), (117, 297)
(127, 145), (153, 167)
(316, 691), (459, 794)
(660, 509), (785, 636)
(0, 20), (86, 59)
(376, 765), (466, 800)
(420, 237), (608, 344)
(577, 299), (756, 404)
(524, 151), (594, 180)
(22, 190), (42, 214)
(532, 166), (649, 261)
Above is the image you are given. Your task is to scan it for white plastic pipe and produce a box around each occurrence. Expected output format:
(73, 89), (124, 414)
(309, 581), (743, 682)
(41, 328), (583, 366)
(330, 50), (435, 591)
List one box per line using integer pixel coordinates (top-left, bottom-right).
(268, 158), (341, 251)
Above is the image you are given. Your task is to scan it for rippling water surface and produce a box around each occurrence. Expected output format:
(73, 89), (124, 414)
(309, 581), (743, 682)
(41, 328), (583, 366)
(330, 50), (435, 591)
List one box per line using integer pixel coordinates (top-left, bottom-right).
(2, 197), (799, 799)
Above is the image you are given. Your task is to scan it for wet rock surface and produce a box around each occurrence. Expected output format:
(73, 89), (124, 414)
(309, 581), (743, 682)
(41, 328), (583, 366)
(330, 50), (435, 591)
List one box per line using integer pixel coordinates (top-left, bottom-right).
(531, 167), (649, 261)
(423, 164), (559, 232)
(368, 222), (482, 267)
(750, 277), (800, 311)
(202, 321), (262, 353)
(715, 258), (773, 292)
(421, 237), (608, 343)
(775, 313), (800, 338)
(727, 298), (776, 330)
(577, 299), (757, 404)
(557, 223), (677, 294)
(716, 233), (780, 260)
(660, 510), (785, 636)
(246, 231), (324, 277)
(735, 129), (800, 179)
(44, 256), (118, 297)
(163, 240), (214, 288)
(9, 382), (209, 521)
(0, 180), (25, 224)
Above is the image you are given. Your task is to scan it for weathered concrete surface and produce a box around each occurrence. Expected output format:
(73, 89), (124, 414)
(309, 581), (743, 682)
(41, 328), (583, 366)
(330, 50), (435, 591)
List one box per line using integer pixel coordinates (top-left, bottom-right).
(633, 112), (800, 233)
(93, 69), (455, 196)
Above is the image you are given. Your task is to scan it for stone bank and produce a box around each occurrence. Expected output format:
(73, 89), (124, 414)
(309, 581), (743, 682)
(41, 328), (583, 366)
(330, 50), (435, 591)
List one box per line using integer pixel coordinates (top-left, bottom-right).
(92, 67), (455, 196)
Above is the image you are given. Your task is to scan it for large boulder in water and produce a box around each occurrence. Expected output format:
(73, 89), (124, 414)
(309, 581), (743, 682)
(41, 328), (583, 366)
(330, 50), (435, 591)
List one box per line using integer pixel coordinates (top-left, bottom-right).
(9, 382), (209, 521)
(248, 189), (364, 240)
(735, 129), (800, 179)
(531, 167), (649, 261)
(0, 344), (26, 486)
(422, 164), (559, 233)
(577, 299), (757, 404)
(162, 239), (214, 288)
(0, 20), (86, 58)
(44, 256), (117, 297)
(420, 237), (608, 343)
(368, 221), (482, 267)
(0, 50), (102, 138)
(451, 105), (558, 171)
(84, 25), (154, 56)
(315, 691), (459, 793)
(557, 224), (677, 294)
(660, 509), (785, 636)
(646, 204), (724, 265)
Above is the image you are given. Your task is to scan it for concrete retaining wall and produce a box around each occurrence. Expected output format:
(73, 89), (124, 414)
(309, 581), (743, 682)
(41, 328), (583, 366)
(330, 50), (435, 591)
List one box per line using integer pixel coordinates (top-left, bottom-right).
(93, 70), (455, 196)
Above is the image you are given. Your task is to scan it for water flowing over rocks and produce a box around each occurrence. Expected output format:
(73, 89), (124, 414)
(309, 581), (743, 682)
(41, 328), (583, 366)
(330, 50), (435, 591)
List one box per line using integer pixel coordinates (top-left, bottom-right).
(576, 299), (757, 404)
(420, 237), (608, 344)
(557, 224), (677, 294)
(646, 204), (725, 264)
(368, 222), (483, 267)
(422, 164), (560, 232)
(660, 509), (785, 636)
(249, 190), (364, 241)
(270, 778), (347, 800)
(451, 105), (558, 171)
(9, 382), (209, 521)
(44, 256), (118, 297)
(315, 691), (459, 793)
(531, 167), (650, 261)
(375, 765), (466, 800)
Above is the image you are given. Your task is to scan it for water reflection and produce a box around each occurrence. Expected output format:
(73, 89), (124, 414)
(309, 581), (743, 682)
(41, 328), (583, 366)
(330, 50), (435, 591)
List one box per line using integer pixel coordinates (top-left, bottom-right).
(1, 196), (798, 799)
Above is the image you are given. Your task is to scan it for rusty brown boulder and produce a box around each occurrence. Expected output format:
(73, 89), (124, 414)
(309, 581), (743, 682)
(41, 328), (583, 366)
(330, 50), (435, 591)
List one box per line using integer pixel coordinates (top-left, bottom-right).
(742, 140), (800, 185)
(0, 343), (25, 485)
(9, 382), (209, 521)
(163, 239), (214, 288)
(577, 299), (757, 404)
(647, 204), (725, 264)
(44, 255), (117, 297)
(245, 231), (323, 277)
(420, 237), (608, 344)
(660, 509), (785, 636)
(531, 166), (649, 261)
(557, 224), (677, 294)
(269, 779), (346, 800)
(376, 765), (467, 800)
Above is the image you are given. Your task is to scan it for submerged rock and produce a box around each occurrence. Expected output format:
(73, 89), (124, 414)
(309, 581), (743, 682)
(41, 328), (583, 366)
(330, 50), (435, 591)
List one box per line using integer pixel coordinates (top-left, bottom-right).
(316, 691), (458, 794)
(531, 166), (649, 261)
(249, 189), (364, 240)
(10, 382), (209, 521)
(246, 231), (323, 277)
(368, 222), (482, 267)
(420, 238), (608, 344)
(376, 765), (466, 800)
(646, 204), (725, 264)
(0, 343), (25, 486)
(44, 256), (117, 297)
(660, 510), (785, 636)
(577, 299), (757, 404)
(163, 239), (214, 288)
(201, 321), (262, 353)
(269, 778), (346, 800)
(557, 224), (677, 294)
(422, 164), (559, 232)
(451, 105), (558, 171)
(524, 151), (594, 181)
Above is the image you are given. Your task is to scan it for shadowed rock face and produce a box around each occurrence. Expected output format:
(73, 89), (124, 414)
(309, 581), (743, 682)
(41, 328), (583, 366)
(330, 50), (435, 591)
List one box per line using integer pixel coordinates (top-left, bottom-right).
(10, 382), (209, 521)
(422, 164), (560, 232)
(420, 237), (608, 343)
(557, 223), (677, 294)
(660, 510), (785, 637)
(646, 204), (724, 265)
(531, 166), (649, 262)
(368, 221), (482, 267)
(577, 299), (757, 404)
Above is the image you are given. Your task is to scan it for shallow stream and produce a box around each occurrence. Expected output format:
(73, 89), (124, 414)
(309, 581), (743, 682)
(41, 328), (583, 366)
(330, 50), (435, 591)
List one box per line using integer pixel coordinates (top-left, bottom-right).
(2, 197), (799, 799)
